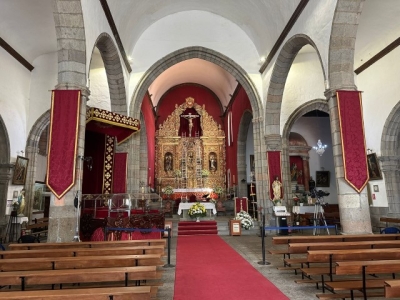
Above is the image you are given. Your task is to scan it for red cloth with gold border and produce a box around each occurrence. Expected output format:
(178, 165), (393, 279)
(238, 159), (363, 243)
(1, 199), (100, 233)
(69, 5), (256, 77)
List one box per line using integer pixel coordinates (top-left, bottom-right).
(46, 90), (80, 198)
(337, 90), (369, 192)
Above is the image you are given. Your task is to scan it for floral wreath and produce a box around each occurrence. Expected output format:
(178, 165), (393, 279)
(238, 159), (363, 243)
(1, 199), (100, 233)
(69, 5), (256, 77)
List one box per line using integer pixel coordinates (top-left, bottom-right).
(235, 210), (254, 230)
(162, 185), (174, 195)
(188, 202), (207, 218)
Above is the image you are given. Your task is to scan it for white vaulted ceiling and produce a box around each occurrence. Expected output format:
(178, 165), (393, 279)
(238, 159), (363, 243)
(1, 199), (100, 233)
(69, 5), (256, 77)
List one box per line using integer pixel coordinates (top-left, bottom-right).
(1, 0), (399, 110)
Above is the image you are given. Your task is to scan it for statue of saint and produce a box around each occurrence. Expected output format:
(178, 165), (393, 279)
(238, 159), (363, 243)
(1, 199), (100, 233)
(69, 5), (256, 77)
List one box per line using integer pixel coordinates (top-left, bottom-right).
(209, 153), (217, 171)
(272, 177), (282, 200)
(18, 189), (25, 215)
(164, 153), (173, 172)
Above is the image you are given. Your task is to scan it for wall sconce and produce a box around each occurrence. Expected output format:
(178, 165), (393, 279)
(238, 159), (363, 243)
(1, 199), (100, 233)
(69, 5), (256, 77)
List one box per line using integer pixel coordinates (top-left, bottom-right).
(313, 140), (327, 156)
(241, 179), (246, 183)
(78, 155), (93, 171)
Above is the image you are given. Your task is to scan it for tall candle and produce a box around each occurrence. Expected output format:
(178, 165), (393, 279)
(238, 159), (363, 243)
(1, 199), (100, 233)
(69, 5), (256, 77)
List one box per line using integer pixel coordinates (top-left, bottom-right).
(233, 175), (235, 184)
(149, 176), (151, 185)
(141, 186), (144, 194)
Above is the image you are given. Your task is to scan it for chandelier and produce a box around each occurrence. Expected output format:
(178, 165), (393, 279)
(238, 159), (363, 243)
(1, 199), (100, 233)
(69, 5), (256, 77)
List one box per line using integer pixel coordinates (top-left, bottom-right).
(313, 140), (327, 156)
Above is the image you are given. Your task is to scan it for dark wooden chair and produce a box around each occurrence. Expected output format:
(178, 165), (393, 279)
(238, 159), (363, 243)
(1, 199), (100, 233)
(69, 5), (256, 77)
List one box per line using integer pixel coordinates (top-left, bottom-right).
(381, 227), (400, 234)
(216, 200), (226, 216)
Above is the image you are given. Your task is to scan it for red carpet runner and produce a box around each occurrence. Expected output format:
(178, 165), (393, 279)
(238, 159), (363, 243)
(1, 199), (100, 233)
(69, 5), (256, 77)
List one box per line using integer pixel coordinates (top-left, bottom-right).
(174, 235), (288, 300)
(177, 221), (218, 236)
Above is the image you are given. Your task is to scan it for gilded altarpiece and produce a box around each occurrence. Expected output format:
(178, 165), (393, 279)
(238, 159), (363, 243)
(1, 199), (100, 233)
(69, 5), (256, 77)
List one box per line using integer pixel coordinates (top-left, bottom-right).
(156, 98), (225, 192)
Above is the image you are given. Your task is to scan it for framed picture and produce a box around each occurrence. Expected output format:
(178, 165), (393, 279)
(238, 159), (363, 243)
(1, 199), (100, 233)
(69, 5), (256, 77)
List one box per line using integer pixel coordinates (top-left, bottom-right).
(367, 153), (382, 180)
(316, 171), (330, 187)
(12, 156), (29, 185)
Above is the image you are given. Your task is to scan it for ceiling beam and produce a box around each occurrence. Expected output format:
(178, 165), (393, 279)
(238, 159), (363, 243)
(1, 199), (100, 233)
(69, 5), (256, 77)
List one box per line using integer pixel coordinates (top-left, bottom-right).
(259, 0), (309, 74)
(354, 37), (400, 75)
(99, 0), (132, 73)
(0, 38), (34, 71)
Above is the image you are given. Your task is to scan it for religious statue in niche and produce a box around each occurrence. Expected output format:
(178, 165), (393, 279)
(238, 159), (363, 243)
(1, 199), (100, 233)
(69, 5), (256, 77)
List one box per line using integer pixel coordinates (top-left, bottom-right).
(164, 152), (173, 173)
(290, 163), (298, 182)
(272, 176), (282, 201)
(178, 97), (202, 137)
(209, 152), (217, 172)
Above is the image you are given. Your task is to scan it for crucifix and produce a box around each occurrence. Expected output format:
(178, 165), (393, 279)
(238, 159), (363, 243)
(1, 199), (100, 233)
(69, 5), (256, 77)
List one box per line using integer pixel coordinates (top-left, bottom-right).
(181, 112), (199, 137)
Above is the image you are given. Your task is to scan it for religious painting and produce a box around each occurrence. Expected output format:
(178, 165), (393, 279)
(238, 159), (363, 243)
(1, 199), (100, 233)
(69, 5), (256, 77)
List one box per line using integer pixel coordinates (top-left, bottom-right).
(367, 153), (382, 180)
(164, 152), (173, 173)
(33, 182), (46, 211)
(316, 171), (330, 187)
(209, 152), (217, 172)
(12, 156), (29, 185)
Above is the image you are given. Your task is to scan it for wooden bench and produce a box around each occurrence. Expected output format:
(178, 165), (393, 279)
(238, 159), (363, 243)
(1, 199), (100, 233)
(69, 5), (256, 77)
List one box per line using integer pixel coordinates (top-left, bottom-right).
(380, 217), (400, 225)
(384, 279), (400, 298)
(0, 286), (154, 299)
(8, 239), (166, 250)
(0, 265), (162, 290)
(0, 245), (165, 259)
(272, 233), (400, 245)
(0, 254), (164, 272)
(323, 259), (400, 299)
(303, 248), (400, 292)
(26, 218), (49, 238)
(289, 239), (400, 254)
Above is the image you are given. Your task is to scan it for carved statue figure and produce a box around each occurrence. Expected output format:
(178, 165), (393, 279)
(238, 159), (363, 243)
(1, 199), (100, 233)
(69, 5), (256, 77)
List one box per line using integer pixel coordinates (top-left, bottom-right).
(272, 177), (282, 200)
(209, 153), (217, 171)
(164, 153), (173, 172)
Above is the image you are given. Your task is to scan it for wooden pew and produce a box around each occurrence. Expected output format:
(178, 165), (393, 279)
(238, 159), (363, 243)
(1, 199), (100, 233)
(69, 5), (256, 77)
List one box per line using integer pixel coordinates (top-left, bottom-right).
(272, 233), (400, 245)
(0, 286), (154, 300)
(8, 239), (166, 250)
(380, 217), (400, 226)
(323, 260), (400, 299)
(289, 240), (400, 254)
(0, 245), (165, 259)
(384, 279), (400, 298)
(0, 265), (161, 290)
(0, 254), (164, 271)
(304, 248), (400, 289)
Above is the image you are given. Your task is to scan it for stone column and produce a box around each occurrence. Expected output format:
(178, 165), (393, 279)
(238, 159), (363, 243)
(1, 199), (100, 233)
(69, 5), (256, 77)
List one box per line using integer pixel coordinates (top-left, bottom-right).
(0, 163), (12, 236)
(325, 89), (372, 234)
(47, 86), (90, 242)
(380, 156), (400, 215)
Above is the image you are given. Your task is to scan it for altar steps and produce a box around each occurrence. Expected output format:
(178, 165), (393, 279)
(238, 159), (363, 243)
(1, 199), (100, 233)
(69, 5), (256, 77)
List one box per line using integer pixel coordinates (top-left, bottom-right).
(177, 221), (218, 236)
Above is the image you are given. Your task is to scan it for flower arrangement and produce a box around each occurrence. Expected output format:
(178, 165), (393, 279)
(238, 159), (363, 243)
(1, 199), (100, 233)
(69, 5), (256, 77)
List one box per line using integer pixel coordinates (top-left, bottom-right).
(201, 169), (210, 177)
(174, 170), (182, 178)
(162, 185), (174, 196)
(12, 199), (19, 211)
(188, 202), (207, 218)
(273, 199), (282, 206)
(293, 196), (300, 205)
(235, 211), (254, 230)
(213, 186), (224, 196)
(209, 198), (217, 204)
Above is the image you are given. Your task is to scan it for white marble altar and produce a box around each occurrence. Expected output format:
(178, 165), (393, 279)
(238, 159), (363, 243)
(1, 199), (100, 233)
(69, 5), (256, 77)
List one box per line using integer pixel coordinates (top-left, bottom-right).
(178, 202), (216, 220)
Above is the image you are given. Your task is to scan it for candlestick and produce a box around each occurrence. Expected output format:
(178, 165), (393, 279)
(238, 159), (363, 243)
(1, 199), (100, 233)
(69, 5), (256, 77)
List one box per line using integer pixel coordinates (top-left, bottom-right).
(233, 175), (235, 184)
(141, 186), (144, 194)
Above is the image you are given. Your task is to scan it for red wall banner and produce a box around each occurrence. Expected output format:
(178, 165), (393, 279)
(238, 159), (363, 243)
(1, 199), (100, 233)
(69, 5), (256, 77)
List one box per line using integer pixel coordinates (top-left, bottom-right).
(46, 90), (81, 198)
(337, 90), (369, 192)
(267, 151), (282, 200)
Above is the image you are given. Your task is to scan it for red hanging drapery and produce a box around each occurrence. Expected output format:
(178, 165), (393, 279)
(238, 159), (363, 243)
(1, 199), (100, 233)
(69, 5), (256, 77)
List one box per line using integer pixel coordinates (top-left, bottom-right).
(46, 90), (80, 198)
(337, 90), (369, 192)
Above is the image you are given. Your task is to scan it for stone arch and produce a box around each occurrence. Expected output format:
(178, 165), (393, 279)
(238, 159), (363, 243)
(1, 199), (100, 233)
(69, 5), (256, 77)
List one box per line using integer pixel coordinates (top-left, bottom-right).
(0, 115), (11, 227)
(24, 111), (51, 221)
(127, 46), (266, 200)
(90, 33), (128, 115)
(237, 110), (253, 198)
(379, 102), (400, 218)
(265, 34), (327, 137)
(281, 99), (329, 202)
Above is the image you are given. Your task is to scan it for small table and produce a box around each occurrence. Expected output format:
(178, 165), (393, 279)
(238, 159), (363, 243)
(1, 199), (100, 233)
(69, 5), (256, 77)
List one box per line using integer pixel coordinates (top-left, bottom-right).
(177, 203), (216, 220)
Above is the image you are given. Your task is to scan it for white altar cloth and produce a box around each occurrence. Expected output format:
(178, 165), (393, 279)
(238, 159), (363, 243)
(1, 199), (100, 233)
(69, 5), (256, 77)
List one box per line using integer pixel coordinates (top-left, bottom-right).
(173, 188), (212, 193)
(178, 202), (216, 215)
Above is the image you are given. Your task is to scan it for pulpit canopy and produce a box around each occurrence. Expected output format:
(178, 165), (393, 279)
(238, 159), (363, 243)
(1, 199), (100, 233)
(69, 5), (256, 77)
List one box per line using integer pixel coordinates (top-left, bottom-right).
(86, 107), (140, 144)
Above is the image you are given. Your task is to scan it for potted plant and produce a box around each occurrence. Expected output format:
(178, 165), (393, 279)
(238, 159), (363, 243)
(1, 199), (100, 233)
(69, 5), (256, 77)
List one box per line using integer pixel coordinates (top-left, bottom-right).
(188, 202), (207, 222)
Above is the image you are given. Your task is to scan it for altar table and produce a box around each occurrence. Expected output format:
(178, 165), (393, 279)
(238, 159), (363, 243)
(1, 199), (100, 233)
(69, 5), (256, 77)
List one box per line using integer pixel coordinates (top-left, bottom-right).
(177, 202), (216, 220)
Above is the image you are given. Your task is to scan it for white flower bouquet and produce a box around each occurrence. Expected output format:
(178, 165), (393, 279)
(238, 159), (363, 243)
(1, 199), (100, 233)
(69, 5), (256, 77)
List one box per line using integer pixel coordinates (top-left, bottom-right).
(235, 211), (254, 230)
(201, 169), (210, 177)
(188, 202), (207, 218)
